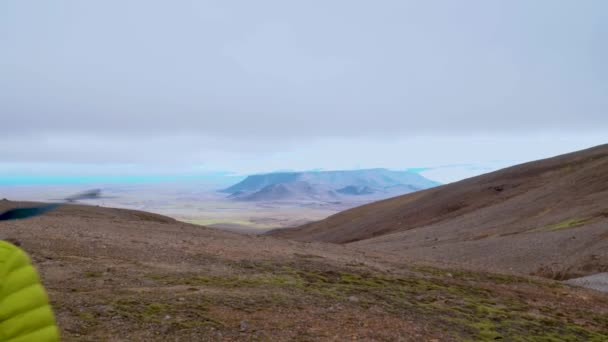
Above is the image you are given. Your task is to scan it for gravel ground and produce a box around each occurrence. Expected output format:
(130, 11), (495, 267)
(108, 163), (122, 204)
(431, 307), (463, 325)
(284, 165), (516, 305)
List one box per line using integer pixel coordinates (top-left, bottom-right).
(2, 201), (608, 341)
(567, 273), (608, 293)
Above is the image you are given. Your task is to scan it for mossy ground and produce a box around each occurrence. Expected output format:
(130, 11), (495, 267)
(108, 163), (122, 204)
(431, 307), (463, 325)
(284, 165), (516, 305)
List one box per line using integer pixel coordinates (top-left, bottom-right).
(531, 218), (592, 232)
(44, 242), (608, 341)
(129, 260), (608, 341)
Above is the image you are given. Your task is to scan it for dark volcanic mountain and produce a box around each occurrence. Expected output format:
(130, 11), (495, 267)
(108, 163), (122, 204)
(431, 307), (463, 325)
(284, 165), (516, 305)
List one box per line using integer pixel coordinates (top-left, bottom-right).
(269, 144), (608, 279)
(336, 185), (376, 196)
(222, 169), (439, 202)
(229, 181), (339, 202)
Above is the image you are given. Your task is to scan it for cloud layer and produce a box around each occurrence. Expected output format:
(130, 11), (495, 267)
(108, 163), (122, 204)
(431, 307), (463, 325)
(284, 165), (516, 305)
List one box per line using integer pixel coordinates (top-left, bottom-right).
(1, 1), (606, 172)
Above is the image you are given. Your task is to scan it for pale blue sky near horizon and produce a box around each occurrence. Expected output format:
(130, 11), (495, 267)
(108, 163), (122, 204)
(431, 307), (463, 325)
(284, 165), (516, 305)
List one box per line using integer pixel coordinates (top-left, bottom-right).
(1, 1), (606, 185)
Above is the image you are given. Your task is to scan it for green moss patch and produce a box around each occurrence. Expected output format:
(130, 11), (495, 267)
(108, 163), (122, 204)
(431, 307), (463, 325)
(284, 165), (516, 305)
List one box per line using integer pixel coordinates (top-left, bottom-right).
(83, 271), (103, 278)
(147, 261), (606, 341)
(531, 218), (592, 232)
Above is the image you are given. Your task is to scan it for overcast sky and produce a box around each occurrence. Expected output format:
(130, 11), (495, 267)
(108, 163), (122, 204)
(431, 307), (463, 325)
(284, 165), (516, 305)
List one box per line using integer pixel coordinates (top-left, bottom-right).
(1, 1), (606, 183)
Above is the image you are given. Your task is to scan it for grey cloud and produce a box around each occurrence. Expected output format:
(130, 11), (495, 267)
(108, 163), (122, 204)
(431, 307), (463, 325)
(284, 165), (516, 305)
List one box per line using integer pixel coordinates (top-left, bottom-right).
(0, 0), (607, 160)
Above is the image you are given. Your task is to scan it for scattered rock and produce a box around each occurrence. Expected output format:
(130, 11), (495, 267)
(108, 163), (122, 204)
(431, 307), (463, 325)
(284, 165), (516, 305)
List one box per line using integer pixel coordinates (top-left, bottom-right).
(368, 305), (383, 313)
(348, 296), (360, 303)
(141, 279), (156, 286)
(240, 320), (249, 332)
(93, 304), (113, 313)
(490, 185), (505, 192)
(328, 304), (343, 312)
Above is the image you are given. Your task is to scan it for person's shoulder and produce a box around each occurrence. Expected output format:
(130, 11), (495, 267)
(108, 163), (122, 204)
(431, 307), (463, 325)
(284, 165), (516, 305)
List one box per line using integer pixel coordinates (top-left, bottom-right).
(0, 240), (21, 253)
(0, 240), (61, 342)
(0, 241), (41, 295)
(0, 240), (28, 270)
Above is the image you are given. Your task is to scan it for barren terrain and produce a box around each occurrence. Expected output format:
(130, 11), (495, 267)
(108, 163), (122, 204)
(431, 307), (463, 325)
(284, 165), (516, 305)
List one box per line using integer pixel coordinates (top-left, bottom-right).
(271, 144), (608, 280)
(1, 201), (607, 341)
(0, 185), (368, 234)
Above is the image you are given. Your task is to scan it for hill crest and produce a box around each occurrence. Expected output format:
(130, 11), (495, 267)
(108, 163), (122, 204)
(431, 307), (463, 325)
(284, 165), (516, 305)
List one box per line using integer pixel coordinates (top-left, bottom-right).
(268, 144), (608, 279)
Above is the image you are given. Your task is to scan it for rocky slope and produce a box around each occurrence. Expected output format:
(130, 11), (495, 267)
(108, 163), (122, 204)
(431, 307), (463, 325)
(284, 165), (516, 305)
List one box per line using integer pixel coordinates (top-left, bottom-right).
(1, 201), (607, 340)
(269, 144), (608, 279)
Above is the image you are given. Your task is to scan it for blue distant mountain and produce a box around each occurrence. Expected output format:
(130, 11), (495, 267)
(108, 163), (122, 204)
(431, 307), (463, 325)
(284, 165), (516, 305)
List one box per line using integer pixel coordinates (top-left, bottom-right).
(221, 169), (440, 202)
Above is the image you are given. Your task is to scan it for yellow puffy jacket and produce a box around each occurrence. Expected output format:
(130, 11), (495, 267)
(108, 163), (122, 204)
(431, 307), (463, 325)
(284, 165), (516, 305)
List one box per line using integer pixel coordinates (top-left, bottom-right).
(0, 241), (60, 341)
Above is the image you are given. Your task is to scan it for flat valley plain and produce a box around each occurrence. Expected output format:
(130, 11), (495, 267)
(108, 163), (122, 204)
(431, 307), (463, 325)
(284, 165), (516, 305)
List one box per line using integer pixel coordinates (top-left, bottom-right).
(0, 183), (364, 234)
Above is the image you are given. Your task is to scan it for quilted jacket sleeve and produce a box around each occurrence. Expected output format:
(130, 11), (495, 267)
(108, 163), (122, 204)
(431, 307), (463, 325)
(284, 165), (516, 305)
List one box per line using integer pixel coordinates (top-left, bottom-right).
(0, 241), (60, 342)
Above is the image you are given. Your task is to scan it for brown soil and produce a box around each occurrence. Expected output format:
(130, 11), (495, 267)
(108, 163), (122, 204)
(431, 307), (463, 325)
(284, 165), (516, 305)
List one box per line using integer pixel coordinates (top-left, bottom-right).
(269, 144), (608, 279)
(1, 201), (607, 341)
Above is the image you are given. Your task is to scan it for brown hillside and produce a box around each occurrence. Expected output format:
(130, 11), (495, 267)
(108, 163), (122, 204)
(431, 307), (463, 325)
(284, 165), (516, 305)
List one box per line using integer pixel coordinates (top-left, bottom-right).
(268, 144), (608, 278)
(1, 201), (608, 340)
(0, 200), (177, 224)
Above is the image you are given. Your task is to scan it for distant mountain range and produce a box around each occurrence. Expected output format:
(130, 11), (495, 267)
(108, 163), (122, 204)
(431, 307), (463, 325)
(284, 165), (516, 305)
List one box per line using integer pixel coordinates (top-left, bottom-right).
(221, 169), (440, 202)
